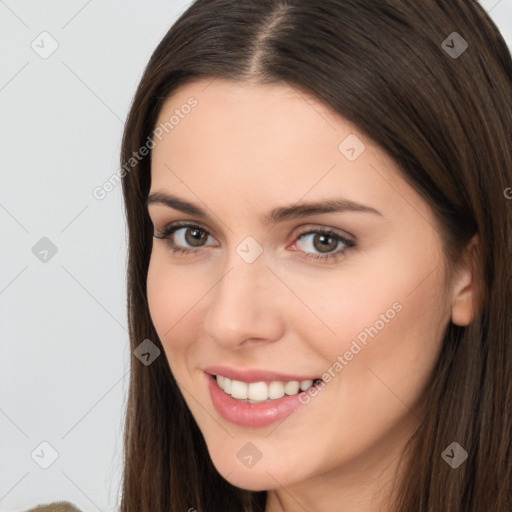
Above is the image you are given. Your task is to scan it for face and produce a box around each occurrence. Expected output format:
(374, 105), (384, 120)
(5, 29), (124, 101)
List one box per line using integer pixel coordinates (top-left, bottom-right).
(146, 78), (472, 507)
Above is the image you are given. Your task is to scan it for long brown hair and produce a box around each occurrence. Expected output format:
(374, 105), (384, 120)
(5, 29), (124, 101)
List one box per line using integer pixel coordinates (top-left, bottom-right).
(119, 1), (512, 510)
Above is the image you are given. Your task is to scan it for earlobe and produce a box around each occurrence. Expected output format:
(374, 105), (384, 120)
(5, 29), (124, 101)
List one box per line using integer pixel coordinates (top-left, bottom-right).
(451, 234), (479, 327)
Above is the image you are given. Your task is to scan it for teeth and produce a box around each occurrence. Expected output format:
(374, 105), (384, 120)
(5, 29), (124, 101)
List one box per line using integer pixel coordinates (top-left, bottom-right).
(284, 381), (300, 395)
(230, 379), (248, 399)
(300, 379), (314, 391)
(269, 381), (285, 399)
(248, 381), (268, 401)
(215, 375), (318, 401)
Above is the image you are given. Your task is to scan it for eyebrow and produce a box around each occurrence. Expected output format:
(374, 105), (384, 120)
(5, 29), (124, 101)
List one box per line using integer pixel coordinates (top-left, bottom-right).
(146, 192), (383, 224)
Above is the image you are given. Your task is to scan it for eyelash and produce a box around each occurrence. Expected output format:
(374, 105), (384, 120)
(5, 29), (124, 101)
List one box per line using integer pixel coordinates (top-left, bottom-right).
(153, 221), (356, 262)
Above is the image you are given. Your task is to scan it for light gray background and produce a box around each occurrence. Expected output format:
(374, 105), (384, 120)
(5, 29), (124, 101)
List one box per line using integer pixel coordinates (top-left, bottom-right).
(1, 1), (511, 511)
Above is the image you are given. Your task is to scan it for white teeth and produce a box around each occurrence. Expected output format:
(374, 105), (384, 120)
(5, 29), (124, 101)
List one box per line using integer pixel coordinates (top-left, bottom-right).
(248, 382), (268, 401)
(284, 381), (300, 395)
(215, 375), (320, 401)
(230, 380), (248, 399)
(268, 381), (285, 399)
(300, 379), (314, 391)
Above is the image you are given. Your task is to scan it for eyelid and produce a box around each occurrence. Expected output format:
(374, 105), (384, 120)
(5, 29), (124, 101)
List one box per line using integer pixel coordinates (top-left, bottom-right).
(288, 223), (355, 243)
(154, 220), (219, 244)
(153, 220), (356, 263)
(154, 219), (355, 243)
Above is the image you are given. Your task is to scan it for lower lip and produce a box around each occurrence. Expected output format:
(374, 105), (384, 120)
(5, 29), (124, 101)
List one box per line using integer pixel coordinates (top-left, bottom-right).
(206, 372), (319, 428)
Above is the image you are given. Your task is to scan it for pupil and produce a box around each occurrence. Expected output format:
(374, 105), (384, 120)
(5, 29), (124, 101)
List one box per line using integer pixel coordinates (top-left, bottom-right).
(314, 233), (336, 252)
(186, 228), (207, 247)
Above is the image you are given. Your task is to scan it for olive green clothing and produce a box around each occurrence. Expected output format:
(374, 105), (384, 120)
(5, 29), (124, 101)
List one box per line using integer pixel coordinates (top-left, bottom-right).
(25, 502), (82, 512)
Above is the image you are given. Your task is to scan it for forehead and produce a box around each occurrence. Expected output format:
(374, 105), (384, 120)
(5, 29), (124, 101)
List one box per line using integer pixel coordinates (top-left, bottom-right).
(149, 78), (434, 230)
(153, 78), (346, 167)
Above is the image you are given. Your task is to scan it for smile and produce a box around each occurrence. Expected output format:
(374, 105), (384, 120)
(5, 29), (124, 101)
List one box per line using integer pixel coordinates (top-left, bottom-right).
(215, 374), (322, 403)
(205, 371), (325, 427)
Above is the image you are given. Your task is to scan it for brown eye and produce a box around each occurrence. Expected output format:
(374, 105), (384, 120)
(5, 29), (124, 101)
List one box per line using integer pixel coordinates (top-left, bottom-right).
(183, 227), (208, 247)
(153, 223), (216, 253)
(312, 233), (338, 253)
(294, 228), (355, 262)
(154, 222), (355, 263)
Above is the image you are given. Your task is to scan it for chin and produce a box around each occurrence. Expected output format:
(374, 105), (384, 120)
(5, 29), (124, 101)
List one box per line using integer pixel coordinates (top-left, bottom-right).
(223, 472), (275, 492)
(209, 450), (300, 492)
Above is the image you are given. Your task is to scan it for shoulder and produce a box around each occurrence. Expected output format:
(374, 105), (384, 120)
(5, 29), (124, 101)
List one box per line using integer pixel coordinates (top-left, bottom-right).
(24, 502), (83, 512)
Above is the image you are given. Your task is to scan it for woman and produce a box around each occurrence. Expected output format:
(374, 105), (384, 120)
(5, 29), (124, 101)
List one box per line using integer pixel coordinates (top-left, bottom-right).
(119, 0), (512, 510)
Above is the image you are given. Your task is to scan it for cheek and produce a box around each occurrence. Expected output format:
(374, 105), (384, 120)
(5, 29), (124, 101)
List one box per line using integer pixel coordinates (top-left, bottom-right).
(146, 255), (204, 354)
(309, 238), (448, 376)
(315, 261), (447, 416)
(288, 259), (447, 462)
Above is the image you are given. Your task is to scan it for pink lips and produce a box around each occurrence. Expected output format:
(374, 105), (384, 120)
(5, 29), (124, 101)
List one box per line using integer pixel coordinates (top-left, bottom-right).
(203, 364), (321, 383)
(204, 366), (323, 428)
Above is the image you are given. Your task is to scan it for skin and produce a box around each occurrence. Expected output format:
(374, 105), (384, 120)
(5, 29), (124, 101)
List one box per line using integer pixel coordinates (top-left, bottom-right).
(146, 78), (478, 512)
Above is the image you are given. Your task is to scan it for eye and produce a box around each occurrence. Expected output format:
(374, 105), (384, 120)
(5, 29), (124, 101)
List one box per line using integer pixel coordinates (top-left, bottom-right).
(153, 222), (355, 262)
(292, 228), (355, 262)
(153, 222), (216, 255)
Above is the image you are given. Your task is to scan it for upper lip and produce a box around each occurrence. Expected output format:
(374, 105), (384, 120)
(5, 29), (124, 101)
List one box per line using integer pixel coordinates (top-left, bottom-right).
(203, 365), (322, 383)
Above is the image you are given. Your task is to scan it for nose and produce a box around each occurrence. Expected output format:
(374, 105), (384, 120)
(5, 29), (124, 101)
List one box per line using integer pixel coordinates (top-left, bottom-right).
(203, 251), (285, 349)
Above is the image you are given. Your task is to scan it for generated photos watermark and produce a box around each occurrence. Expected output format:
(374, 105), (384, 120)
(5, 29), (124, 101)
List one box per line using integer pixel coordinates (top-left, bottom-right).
(92, 96), (198, 200)
(298, 300), (403, 405)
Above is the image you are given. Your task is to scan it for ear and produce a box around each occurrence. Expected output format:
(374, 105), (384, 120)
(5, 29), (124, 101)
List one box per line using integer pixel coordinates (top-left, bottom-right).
(451, 234), (480, 326)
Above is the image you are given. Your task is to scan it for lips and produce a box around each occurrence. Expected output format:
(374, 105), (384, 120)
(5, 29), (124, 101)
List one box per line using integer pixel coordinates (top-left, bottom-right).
(203, 364), (322, 383)
(206, 372), (317, 427)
